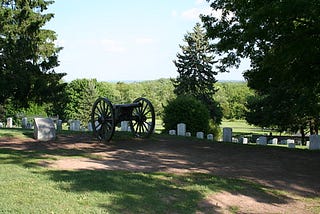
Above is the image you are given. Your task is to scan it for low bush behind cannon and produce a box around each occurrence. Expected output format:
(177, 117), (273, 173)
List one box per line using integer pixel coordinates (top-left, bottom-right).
(91, 97), (155, 142)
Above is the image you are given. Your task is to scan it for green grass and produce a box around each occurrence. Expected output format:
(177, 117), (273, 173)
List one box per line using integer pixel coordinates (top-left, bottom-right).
(1, 129), (319, 213)
(0, 148), (302, 214)
(0, 128), (33, 139)
(221, 119), (272, 136)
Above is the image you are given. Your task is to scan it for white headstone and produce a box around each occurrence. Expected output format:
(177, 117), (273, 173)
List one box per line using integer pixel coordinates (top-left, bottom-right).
(232, 137), (239, 143)
(34, 118), (56, 141)
(177, 123), (186, 136)
(309, 135), (320, 150)
(169, 130), (176, 135)
(241, 137), (248, 144)
(223, 127), (232, 142)
(286, 139), (294, 144)
(207, 134), (214, 141)
(287, 140), (295, 148)
(74, 120), (80, 131)
(69, 121), (75, 131)
(0, 122), (3, 128)
(186, 132), (191, 137)
(56, 119), (62, 131)
(6, 117), (13, 128)
(270, 138), (278, 145)
(121, 121), (129, 131)
(257, 136), (267, 145)
(21, 117), (28, 129)
(87, 122), (93, 132)
(196, 132), (204, 139)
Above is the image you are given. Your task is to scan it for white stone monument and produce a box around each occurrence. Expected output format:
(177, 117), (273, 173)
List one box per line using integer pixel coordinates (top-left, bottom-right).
(34, 118), (56, 141)
(270, 138), (278, 145)
(121, 121), (129, 131)
(309, 135), (320, 150)
(0, 122), (3, 128)
(21, 117), (28, 129)
(287, 139), (295, 148)
(6, 117), (13, 128)
(241, 137), (248, 144)
(186, 132), (191, 137)
(223, 127), (232, 142)
(257, 136), (267, 145)
(74, 120), (81, 131)
(196, 132), (204, 139)
(207, 134), (214, 141)
(87, 122), (93, 132)
(169, 130), (176, 135)
(177, 123), (186, 136)
(56, 119), (62, 131)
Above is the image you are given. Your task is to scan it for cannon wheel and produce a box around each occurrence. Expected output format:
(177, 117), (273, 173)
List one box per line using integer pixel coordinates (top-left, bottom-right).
(91, 97), (115, 142)
(130, 97), (155, 138)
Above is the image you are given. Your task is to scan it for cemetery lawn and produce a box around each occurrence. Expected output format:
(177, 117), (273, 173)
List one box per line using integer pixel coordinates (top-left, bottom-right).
(0, 131), (320, 213)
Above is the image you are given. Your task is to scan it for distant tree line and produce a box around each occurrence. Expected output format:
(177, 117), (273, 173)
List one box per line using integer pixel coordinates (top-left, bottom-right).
(0, 77), (252, 126)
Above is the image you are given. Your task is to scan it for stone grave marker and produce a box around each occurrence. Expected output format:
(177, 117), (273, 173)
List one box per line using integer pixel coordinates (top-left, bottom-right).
(256, 136), (267, 145)
(7, 117), (13, 128)
(309, 135), (320, 150)
(34, 118), (56, 141)
(21, 117), (28, 129)
(241, 137), (248, 144)
(121, 121), (129, 131)
(196, 132), (204, 139)
(186, 132), (191, 137)
(207, 134), (213, 141)
(0, 122), (3, 128)
(287, 139), (295, 148)
(223, 127), (232, 142)
(56, 120), (62, 131)
(270, 138), (278, 145)
(169, 130), (176, 135)
(177, 123), (186, 136)
(87, 122), (93, 132)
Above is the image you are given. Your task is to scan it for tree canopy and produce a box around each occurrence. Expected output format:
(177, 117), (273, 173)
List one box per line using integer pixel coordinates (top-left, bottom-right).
(0, 0), (66, 109)
(202, 0), (320, 134)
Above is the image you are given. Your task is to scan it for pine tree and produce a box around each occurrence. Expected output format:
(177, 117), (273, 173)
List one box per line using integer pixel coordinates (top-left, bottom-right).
(0, 0), (66, 108)
(173, 23), (222, 124)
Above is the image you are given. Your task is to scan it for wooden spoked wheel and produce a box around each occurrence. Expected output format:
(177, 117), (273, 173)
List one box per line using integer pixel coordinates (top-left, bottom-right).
(130, 97), (155, 138)
(91, 98), (115, 142)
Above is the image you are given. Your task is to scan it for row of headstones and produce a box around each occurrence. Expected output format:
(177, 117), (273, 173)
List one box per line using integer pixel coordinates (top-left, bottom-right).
(223, 127), (320, 150)
(168, 123), (214, 140)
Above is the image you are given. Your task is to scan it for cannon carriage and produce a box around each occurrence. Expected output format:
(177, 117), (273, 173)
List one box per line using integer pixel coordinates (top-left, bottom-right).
(91, 97), (155, 142)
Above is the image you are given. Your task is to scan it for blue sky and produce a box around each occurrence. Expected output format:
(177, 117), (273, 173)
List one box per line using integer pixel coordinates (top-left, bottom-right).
(46, 0), (247, 82)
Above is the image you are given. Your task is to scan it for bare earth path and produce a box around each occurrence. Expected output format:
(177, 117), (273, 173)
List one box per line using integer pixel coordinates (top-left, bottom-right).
(1, 134), (319, 213)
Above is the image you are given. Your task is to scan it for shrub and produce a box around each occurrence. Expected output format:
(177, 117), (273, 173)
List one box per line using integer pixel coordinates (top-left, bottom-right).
(162, 96), (210, 135)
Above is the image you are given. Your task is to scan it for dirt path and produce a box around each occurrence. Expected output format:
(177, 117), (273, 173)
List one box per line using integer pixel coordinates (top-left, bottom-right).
(1, 134), (319, 213)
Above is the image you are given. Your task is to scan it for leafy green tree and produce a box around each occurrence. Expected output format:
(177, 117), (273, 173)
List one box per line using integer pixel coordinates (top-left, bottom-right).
(202, 0), (320, 134)
(173, 23), (222, 124)
(0, 0), (66, 109)
(214, 82), (254, 119)
(64, 79), (99, 125)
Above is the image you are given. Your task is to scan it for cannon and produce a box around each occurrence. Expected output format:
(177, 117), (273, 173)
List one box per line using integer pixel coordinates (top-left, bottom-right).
(91, 97), (155, 142)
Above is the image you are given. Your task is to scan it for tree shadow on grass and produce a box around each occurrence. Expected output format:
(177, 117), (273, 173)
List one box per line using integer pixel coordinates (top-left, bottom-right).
(40, 170), (292, 213)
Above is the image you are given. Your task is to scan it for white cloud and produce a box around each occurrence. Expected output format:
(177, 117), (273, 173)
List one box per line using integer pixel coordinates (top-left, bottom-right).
(135, 37), (155, 45)
(100, 39), (126, 53)
(195, 0), (205, 5)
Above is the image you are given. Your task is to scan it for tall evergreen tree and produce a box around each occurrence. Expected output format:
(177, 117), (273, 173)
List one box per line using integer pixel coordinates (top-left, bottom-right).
(173, 23), (222, 124)
(0, 0), (66, 108)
